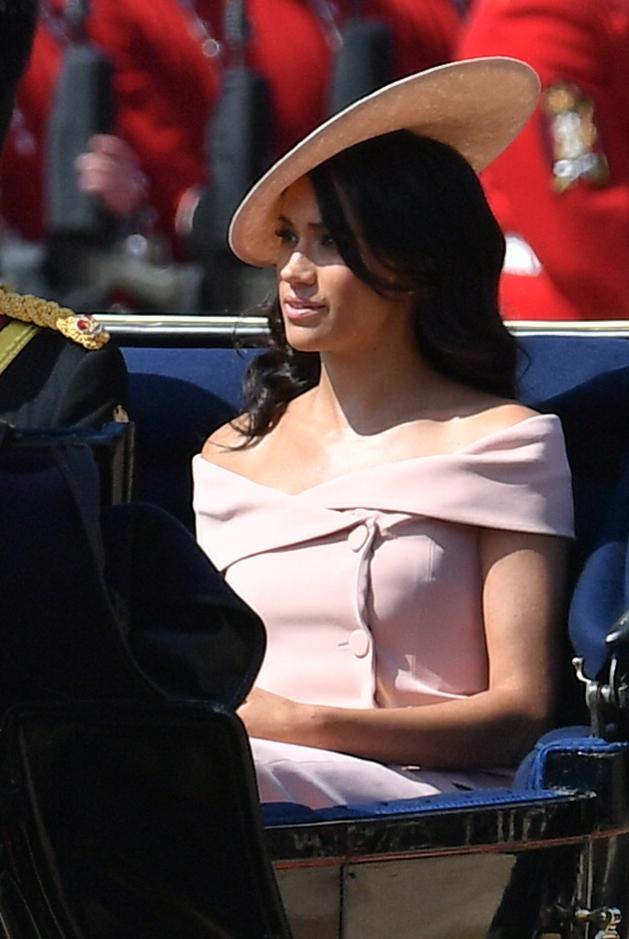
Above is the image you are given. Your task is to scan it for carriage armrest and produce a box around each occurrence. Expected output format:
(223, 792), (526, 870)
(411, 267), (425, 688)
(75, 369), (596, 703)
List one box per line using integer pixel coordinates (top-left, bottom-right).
(262, 728), (629, 866)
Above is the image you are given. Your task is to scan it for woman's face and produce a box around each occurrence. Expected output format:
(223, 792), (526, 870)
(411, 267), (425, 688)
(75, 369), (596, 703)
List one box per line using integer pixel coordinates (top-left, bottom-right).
(275, 175), (414, 354)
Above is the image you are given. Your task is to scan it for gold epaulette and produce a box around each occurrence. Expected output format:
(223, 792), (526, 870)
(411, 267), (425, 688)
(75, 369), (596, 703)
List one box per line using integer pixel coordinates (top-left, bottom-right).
(0, 284), (110, 350)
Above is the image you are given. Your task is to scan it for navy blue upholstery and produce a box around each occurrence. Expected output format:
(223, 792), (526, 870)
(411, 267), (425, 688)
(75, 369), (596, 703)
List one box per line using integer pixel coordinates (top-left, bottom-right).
(261, 786), (571, 825)
(517, 337), (629, 684)
(517, 334), (629, 402)
(121, 334), (629, 825)
(513, 726), (626, 789)
(123, 347), (259, 529)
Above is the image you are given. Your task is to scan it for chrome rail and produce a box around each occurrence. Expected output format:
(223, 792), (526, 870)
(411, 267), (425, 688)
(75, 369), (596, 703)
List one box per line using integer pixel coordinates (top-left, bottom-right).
(94, 313), (629, 346)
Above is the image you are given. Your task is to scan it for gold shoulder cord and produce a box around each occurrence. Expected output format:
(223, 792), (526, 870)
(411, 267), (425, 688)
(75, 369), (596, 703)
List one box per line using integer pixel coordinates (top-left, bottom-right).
(0, 284), (110, 351)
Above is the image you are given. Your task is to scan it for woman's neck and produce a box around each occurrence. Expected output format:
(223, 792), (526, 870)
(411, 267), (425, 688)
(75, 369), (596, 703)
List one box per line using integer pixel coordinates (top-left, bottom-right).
(309, 343), (447, 436)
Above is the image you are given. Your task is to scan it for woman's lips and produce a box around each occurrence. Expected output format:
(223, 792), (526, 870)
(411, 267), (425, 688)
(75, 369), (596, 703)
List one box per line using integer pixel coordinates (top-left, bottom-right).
(283, 298), (326, 323)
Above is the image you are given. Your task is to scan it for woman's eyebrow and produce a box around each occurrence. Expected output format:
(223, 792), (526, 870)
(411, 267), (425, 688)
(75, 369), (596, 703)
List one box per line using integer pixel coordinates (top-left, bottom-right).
(277, 213), (326, 230)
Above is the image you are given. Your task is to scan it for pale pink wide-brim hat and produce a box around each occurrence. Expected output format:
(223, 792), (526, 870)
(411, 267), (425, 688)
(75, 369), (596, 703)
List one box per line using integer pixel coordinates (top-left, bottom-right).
(228, 56), (540, 268)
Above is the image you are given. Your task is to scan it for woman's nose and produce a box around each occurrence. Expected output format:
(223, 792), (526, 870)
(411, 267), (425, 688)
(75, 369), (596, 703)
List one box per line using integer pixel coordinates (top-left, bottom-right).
(279, 250), (316, 284)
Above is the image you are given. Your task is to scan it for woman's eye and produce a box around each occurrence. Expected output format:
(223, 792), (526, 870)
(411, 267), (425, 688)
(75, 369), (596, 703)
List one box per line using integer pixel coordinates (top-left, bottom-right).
(274, 227), (296, 244)
(321, 233), (336, 249)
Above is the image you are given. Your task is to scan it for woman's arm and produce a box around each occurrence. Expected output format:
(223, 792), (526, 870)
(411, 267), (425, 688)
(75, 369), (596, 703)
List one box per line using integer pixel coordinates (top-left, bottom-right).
(238, 529), (569, 769)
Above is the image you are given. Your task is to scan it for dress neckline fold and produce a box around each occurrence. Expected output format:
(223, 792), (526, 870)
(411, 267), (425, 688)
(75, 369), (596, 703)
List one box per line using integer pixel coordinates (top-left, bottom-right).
(194, 413), (561, 498)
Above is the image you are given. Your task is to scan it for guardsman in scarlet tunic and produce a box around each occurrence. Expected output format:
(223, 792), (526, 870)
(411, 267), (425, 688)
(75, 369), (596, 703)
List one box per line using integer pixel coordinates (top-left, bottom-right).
(243, 0), (338, 159)
(3, 0), (461, 255)
(77, 0), (465, 249)
(358, 0), (463, 76)
(78, 0), (340, 249)
(0, 4), (64, 243)
(82, 0), (223, 254)
(457, 0), (629, 321)
(2, 0), (464, 260)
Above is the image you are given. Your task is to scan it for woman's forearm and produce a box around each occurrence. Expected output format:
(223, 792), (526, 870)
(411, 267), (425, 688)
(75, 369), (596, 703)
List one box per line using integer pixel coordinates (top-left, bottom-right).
(277, 689), (551, 769)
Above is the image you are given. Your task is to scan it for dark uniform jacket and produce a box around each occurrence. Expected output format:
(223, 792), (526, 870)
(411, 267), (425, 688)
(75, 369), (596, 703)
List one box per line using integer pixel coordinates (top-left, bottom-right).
(0, 327), (128, 428)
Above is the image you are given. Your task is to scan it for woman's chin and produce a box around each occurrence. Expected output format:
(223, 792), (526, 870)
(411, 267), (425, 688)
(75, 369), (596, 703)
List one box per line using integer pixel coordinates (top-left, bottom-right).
(286, 334), (324, 354)
(283, 320), (327, 352)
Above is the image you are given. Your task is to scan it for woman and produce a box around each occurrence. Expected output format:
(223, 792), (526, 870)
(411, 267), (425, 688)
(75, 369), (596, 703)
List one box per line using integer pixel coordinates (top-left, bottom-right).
(193, 59), (575, 809)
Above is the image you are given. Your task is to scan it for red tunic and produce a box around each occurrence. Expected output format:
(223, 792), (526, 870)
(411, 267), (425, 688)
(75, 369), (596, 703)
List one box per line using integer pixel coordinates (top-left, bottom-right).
(358, 0), (462, 76)
(458, 0), (629, 320)
(0, 20), (62, 242)
(87, 0), (222, 247)
(86, 1), (341, 245)
(240, 0), (464, 160)
(241, 0), (336, 159)
(1, 1), (463, 254)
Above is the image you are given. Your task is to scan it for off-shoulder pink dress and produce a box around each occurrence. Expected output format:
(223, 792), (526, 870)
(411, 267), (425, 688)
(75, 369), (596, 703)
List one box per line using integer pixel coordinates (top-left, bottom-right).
(193, 414), (574, 809)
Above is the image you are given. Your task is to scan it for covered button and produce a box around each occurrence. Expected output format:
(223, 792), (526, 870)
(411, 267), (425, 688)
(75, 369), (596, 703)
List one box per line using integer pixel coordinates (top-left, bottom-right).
(348, 629), (370, 658)
(347, 523), (370, 552)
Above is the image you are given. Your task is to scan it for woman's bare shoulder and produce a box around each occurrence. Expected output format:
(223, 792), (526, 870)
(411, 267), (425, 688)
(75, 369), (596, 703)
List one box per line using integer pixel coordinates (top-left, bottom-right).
(477, 400), (540, 433)
(438, 397), (541, 453)
(201, 418), (250, 465)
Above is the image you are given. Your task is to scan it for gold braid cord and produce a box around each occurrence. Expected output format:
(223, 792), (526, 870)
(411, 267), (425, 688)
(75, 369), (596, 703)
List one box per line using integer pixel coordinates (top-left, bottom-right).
(0, 284), (110, 350)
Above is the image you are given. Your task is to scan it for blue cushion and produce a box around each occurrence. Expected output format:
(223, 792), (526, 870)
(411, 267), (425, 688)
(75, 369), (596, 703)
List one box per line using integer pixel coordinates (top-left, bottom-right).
(123, 347), (259, 451)
(518, 337), (629, 682)
(262, 726), (629, 827)
(569, 453), (629, 681)
(517, 335), (629, 404)
(122, 347), (259, 529)
(261, 786), (571, 827)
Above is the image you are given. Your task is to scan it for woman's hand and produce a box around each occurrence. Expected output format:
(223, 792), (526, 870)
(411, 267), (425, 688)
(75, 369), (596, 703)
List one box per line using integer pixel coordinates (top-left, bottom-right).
(237, 687), (314, 743)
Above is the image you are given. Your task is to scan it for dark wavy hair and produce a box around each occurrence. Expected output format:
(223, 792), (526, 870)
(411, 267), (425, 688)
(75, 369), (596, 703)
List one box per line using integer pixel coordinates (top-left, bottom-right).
(239, 130), (518, 439)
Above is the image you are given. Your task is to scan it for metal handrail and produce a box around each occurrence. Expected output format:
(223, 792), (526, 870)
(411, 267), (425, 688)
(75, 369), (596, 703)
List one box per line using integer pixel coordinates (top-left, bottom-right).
(93, 313), (629, 345)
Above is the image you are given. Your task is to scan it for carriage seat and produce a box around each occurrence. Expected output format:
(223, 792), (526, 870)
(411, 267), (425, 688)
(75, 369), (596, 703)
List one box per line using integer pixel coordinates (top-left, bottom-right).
(121, 334), (629, 838)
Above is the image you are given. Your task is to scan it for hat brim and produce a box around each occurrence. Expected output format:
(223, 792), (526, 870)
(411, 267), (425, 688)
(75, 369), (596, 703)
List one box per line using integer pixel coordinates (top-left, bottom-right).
(228, 56), (540, 268)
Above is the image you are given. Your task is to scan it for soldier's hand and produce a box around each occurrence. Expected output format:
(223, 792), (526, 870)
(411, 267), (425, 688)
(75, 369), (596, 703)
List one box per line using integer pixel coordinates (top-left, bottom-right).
(76, 134), (148, 216)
